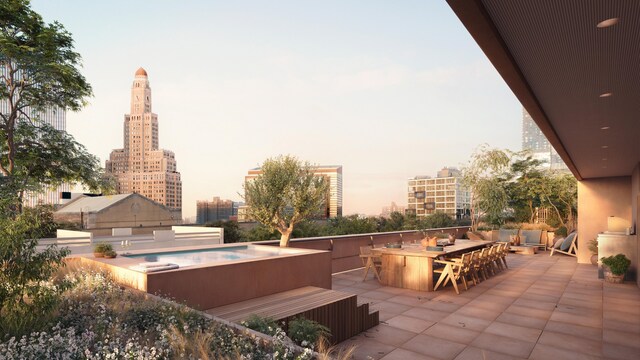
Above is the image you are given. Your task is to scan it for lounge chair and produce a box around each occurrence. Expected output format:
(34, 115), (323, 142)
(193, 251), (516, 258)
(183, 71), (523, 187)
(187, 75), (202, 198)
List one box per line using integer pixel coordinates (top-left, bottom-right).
(520, 229), (546, 250)
(498, 229), (519, 243)
(550, 232), (577, 257)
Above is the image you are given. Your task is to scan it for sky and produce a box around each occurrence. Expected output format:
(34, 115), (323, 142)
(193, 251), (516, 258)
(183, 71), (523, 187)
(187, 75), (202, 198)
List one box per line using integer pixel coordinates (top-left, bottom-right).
(31, 0), (523, 219)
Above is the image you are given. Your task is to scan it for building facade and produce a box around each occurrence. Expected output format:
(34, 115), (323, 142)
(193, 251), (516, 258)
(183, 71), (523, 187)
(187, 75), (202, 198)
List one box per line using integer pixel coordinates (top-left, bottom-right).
(241, 165), (342, 221)
(522, 108), (568, 171)
(196, 197), (240, 224)
(106, 68), (182, 216)
(407, 167), (470, 219)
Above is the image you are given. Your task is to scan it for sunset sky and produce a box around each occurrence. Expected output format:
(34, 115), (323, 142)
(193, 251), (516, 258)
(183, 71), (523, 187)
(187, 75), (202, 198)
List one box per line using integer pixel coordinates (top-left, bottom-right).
(32, 1), (523, 219)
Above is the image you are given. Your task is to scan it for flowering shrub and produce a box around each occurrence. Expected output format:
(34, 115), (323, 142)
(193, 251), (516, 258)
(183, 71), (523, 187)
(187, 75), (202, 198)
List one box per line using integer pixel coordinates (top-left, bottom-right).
(0, 266), (315, 359)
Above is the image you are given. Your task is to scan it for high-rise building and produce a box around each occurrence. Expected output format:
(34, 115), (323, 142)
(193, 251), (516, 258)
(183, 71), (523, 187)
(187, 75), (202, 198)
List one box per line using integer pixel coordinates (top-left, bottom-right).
(240, 165), (342, 221)
(381, 202), (406, 218)
(522, 108), (568, 171)
(106, 68), (182, 216)
(196, 197), (240, 224)
(0, 65), (69, 207)
(407, 167), (470, 219)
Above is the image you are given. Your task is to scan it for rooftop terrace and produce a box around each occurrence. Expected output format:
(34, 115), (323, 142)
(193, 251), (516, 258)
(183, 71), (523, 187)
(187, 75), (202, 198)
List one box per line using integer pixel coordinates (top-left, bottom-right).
(332, 252), (640, 360)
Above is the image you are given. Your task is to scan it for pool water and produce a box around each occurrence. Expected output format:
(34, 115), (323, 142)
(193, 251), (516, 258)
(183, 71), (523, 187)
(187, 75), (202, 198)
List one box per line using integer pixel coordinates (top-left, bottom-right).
(124, 245), (291, 267)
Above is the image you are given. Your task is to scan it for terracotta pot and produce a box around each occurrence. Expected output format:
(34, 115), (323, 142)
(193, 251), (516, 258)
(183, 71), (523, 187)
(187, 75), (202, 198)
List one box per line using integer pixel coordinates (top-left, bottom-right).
(94, 252), (104, 258)
(603, 266), (624, 284)
(590, 254), (598, 265)
(104, 253), (117, 259)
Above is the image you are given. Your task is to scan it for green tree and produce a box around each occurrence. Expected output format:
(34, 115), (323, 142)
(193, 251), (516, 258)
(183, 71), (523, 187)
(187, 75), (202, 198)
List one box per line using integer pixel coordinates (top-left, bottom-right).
(323, 215), (378, 236)
(506, 154), (545, 223)
(243, 155), (329, 247)
(206, 220), (243, 243)
(420, 211), (455, 229)
(378, 211), (405, 232)
(461, 145), (511, 231)
(243, 223), (280, 242)
(0, 0), (108, 215)
(0, 207), (70, 337)
(539, 172), (577, 231)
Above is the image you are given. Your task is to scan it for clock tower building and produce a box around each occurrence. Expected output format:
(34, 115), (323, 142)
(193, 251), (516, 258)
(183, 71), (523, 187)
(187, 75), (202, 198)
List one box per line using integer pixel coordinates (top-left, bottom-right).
(106, 68), (182, 217)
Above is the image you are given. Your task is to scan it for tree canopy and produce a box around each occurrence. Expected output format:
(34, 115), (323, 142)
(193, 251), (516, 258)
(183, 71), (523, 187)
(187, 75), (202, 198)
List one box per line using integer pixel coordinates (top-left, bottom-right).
(0, 0), (109, 215)
(243, 155), (329, 247)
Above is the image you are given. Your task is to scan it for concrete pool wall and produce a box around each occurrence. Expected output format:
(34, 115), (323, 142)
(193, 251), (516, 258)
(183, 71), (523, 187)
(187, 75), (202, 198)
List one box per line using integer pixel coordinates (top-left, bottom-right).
(76, 244), (332, 310)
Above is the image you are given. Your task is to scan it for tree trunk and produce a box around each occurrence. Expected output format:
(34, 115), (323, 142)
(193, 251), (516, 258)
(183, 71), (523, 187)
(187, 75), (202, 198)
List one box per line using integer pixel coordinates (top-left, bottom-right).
(279, 227), (293, 247)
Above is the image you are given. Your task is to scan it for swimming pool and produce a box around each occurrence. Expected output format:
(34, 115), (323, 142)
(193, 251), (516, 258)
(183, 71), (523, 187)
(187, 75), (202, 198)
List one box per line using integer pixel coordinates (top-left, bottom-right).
(124, 245), (295, 267)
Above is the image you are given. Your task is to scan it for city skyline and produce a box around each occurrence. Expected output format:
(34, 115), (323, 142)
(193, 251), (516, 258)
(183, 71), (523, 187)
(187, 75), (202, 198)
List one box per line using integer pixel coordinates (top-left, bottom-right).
(31, 1), (523, 218)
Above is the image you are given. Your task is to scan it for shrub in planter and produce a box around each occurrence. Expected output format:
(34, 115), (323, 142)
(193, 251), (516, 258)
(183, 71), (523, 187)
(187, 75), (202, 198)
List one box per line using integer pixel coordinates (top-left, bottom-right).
(588, 239), (598, 265)
(93, 242), (113, 258)
(241, 314), (280, 336)
(288, 317), (330, 349)
(103, 249), (117, 259)
(601, 253), (631, 283)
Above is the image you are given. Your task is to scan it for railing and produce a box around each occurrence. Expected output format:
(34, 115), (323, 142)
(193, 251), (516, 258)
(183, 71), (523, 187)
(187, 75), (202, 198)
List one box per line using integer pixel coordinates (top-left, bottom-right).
(254, 226), (471, 273)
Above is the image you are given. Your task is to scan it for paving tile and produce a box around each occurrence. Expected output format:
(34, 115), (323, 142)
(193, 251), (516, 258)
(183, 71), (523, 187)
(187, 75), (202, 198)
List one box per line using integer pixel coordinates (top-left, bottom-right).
(385, 315), (435, 334)
(380, 348), (439, 360)
(362, 290), (399, 301)
(602, 342), (640, 359)
(454, 346), (527, 360)
(484, 321), (542, 343)
(440, 313), (492, 332)
(537, 331), (602, 356)
(340, 337), (397, 360)
(602, 328), (640, 349)
(550, 309), (602, 328)
(505, 304), (553, 320)
(403, 307), (450, 322)
(512, 298), (558, 311)
(402, 333), (466, 360)
(470, 332), (536, 358)
(387, 295), (430, 306)
(494, 312), (548, 330)
(602, 317), (640, 334)
(360, 324), (418, 347)
(370, 301), (414, 315)
(454, 305), (502, 321)
(529, 343), (602, 360)
(544, 320), (602, 342)
(423, 323), (481, 345)
(420, 299), (464, 313)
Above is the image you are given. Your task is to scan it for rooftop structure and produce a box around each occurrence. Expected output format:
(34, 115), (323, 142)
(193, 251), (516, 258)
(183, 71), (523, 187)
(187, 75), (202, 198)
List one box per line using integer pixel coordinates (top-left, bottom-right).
(522, 108), (568, 171)
(196, 197), (240, 224)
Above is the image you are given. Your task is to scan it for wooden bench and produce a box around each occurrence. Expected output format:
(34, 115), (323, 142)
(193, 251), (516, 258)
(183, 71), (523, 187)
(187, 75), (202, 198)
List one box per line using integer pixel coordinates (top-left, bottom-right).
(206, 286), (378, 344)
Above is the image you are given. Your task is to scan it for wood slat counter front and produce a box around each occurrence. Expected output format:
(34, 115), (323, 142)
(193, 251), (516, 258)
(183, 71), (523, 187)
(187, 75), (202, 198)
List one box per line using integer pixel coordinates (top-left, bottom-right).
(372, 240), (493, 291)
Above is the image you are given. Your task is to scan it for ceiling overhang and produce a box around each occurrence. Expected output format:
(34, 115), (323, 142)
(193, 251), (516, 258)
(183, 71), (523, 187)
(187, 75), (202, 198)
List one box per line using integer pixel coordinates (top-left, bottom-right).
(447, 0), (640, 181)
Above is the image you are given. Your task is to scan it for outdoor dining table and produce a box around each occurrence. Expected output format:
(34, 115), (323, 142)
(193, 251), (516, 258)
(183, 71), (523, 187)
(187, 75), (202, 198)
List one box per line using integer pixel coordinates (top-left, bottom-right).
(371, 239), (494, 292)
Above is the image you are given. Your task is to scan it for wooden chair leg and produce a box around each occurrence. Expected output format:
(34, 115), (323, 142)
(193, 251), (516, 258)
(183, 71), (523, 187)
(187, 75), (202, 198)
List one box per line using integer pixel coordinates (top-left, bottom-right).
(434, 265), (451, 291)
(362, 258), (372, 281)
(372, 263), (381, 281)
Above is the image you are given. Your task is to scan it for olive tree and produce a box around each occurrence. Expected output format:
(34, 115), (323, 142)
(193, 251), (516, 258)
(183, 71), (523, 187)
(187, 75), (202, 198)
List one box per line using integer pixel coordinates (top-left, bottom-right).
(461, 145), (511, 231)
(0, 0), (109, 215)
(243, 155), (329, 247)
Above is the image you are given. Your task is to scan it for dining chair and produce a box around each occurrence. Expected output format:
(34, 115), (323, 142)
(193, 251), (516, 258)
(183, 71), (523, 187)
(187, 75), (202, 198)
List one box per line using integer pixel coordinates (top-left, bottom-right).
(433, 252), (472, 295)
(359, 246), (382, 281)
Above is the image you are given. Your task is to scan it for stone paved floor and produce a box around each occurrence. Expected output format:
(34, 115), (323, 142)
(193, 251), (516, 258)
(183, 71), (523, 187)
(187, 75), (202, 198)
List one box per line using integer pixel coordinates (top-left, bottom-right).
(332, 252), (640, 360)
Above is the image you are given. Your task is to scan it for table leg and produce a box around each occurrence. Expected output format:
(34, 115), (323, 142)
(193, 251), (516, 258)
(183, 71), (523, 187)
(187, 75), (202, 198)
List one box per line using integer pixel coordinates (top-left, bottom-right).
(426, 257), (434, 291)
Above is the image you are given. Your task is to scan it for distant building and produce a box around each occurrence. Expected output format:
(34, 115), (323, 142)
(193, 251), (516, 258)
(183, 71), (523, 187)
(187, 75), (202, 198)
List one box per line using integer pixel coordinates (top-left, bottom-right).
(381, 202), (406, 218)
(407, 167), (470, 219)
(240, 165), (342, 222)
(522, 108), (569, 171)
(54, 193), (180, 230)
(196, 197), (240, 224)
(106, 68), (182, 218)
(0, 64), (70, 208)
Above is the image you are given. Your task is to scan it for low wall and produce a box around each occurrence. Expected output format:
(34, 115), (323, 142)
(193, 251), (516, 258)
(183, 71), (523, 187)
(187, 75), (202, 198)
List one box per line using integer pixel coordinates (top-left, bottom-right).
(153, 230), (175, 241)
(56, 229), (93, 243)
(173, 226), (223, 244)
(255, 226), (470, 273)
(112, 228), (132, 236)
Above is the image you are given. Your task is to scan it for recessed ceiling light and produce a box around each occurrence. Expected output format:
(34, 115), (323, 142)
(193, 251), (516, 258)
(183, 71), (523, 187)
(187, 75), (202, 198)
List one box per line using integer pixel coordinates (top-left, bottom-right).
(602, 145), (609, 149)
(599, 92), (613, 98)
(602, 158), (608, 161)
(603, 166), (608, 169)
(601, 126), (610, 130)
(597, 18), (619, 28)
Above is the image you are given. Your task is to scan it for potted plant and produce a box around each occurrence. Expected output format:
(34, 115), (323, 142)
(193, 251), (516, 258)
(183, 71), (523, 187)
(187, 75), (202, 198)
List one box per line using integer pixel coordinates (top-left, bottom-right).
(601, 253), (631, 283)
(587, 239), (598, 265)
(94, 242), (113, 258)
(103, 249), (118, 259)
